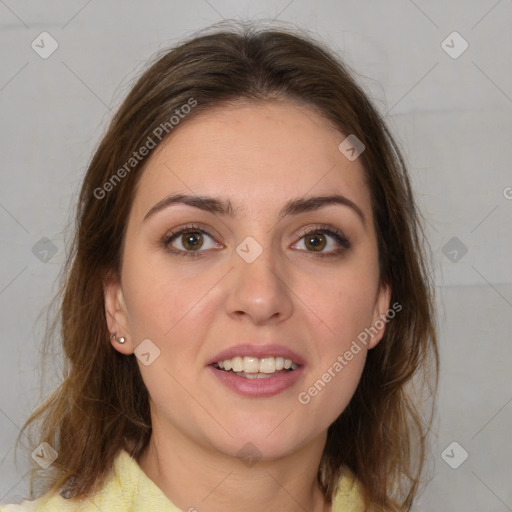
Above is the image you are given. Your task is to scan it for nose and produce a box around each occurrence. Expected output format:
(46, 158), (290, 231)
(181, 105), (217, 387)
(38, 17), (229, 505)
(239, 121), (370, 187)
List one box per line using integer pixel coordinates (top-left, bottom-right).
(224, 244), (294, 325)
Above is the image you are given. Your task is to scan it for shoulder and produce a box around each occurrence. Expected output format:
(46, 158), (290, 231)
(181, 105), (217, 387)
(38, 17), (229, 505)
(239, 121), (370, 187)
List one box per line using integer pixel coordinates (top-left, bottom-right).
(0, 486), (109, 512)
(331, 465), (367, 512)
(0, 451), (180, 512)
(0, 494), (76, 512)
(0, 506), (34, 512)
(0, 488), (85, 512)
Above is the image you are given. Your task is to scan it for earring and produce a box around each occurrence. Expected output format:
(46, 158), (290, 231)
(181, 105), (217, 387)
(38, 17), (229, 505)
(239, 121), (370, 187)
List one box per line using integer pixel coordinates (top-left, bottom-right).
(111, 333), (126, 344)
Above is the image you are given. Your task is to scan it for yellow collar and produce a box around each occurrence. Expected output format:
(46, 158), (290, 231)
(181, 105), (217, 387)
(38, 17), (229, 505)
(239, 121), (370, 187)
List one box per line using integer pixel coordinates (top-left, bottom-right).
(17, 450), (364, 511)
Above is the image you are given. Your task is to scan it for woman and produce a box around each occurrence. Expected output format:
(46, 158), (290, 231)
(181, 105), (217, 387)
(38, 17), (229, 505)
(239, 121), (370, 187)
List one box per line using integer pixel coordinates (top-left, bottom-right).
(2, 21), (438, 512)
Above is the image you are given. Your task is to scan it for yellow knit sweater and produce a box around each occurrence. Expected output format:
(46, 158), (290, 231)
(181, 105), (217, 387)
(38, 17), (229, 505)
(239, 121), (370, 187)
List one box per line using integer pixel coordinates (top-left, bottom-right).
(0, 451), (365, 511)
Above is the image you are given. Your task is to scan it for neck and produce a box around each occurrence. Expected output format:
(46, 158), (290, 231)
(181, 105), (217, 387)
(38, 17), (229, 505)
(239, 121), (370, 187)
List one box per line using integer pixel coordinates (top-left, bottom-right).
(137, 417), (331, 512)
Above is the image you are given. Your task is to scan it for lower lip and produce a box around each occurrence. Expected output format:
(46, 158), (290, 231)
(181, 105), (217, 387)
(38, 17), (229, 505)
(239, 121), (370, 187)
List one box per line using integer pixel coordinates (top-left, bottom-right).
(208, 365), (305, 398)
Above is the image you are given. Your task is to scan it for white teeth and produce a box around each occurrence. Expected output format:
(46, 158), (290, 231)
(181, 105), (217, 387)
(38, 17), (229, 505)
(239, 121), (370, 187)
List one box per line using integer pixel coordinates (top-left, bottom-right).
(243, 356), (260, 373)
(232, 356), (243, 372)
(259, 357), (275, 374)
(214, 355), (300, 374)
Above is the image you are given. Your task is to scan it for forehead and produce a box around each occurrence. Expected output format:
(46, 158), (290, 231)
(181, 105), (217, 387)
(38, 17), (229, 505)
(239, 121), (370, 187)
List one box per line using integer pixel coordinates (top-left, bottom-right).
(132, 100), (371, 218)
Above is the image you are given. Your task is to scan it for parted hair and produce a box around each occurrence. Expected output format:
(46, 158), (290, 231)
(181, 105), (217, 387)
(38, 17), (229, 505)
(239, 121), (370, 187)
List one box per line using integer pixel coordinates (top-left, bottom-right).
(20, 20), (438, 511)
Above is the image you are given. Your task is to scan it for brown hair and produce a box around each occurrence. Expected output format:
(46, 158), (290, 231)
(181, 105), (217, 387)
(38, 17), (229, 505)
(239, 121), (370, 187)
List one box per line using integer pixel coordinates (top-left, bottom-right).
(20, 20), (438, 511)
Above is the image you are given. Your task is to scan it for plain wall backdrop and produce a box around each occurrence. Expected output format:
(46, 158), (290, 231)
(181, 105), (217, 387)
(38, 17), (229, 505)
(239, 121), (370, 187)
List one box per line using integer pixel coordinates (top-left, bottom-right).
(1, 1), (511, 510)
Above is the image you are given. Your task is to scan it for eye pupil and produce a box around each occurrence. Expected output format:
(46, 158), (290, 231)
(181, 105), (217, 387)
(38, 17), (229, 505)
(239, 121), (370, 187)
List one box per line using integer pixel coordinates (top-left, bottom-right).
(305, 234), (326, 251)
(182, 232), (203, 250)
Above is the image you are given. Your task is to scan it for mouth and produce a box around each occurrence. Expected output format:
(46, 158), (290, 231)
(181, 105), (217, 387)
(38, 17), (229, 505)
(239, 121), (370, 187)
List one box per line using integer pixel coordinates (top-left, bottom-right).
(207, 344), (305, 397)
(211, 355), (301, 379)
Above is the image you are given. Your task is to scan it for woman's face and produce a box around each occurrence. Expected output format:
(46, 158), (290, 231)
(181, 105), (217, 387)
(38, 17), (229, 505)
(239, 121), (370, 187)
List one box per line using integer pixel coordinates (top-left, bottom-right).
(105, 100), (390, 460)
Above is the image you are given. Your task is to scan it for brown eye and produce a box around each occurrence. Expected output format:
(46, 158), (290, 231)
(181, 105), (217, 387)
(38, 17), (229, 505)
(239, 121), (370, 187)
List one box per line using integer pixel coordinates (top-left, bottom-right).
(304, 233), (326, 252)
(181, 231), (204, 251)
(291, 226), (351, 256)
(163, 227), (222, 256)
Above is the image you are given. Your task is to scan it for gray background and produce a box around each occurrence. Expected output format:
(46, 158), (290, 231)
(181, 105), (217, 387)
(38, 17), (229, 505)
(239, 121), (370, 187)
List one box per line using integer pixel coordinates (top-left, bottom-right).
(1, 1), (511, 510)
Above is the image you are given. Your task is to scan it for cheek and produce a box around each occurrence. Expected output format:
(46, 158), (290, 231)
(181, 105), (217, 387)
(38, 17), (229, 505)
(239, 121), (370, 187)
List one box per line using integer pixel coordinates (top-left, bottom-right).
(299, 266), (379, 347)
(121, 251), (223, 343)
(297, 342), (366, 434)
(295, 254), (379, 418)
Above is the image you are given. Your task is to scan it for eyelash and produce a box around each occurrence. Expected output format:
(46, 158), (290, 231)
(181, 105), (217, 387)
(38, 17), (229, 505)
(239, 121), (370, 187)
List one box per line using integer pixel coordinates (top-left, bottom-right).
(161, 223), (351, 258)
(295, 225), (351, 258)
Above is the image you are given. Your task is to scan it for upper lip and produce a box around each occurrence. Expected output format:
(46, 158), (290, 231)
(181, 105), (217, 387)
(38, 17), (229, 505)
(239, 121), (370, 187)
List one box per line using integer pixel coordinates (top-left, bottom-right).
(207, 343), (306, 366)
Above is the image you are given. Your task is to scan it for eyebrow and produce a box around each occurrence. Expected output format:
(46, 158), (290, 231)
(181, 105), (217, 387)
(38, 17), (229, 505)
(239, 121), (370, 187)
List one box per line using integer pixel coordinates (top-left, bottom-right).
(143, 193), (366, 227)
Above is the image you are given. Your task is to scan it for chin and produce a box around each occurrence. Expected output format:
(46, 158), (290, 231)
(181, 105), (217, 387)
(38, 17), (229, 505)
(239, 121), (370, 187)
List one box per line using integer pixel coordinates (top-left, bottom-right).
(209, 423), (315, 463)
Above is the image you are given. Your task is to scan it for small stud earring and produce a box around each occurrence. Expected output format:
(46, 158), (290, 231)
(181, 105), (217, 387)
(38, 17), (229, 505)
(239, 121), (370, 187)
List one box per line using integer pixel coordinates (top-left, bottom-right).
(111, 333), (126, 344)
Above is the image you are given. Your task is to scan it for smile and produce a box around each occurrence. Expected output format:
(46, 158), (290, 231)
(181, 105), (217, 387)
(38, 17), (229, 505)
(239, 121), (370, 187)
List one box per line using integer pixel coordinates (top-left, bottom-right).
(213, 355), (299, 377)
(209, 356), (304, 397)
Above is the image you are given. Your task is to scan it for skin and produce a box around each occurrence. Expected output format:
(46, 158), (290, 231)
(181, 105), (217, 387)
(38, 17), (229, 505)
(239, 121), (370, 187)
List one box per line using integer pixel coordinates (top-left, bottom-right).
(104, 100), (390, 512)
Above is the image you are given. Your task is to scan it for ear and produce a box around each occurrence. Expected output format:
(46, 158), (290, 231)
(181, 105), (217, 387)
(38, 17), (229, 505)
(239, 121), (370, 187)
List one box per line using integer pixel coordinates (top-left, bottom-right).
(103, 273), (134, 355)
(367, 283), (392, 350)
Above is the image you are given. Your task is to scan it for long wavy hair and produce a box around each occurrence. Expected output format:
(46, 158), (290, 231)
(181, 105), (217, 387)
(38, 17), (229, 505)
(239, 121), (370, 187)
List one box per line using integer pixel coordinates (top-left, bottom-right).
(20, 20), (438, 511)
